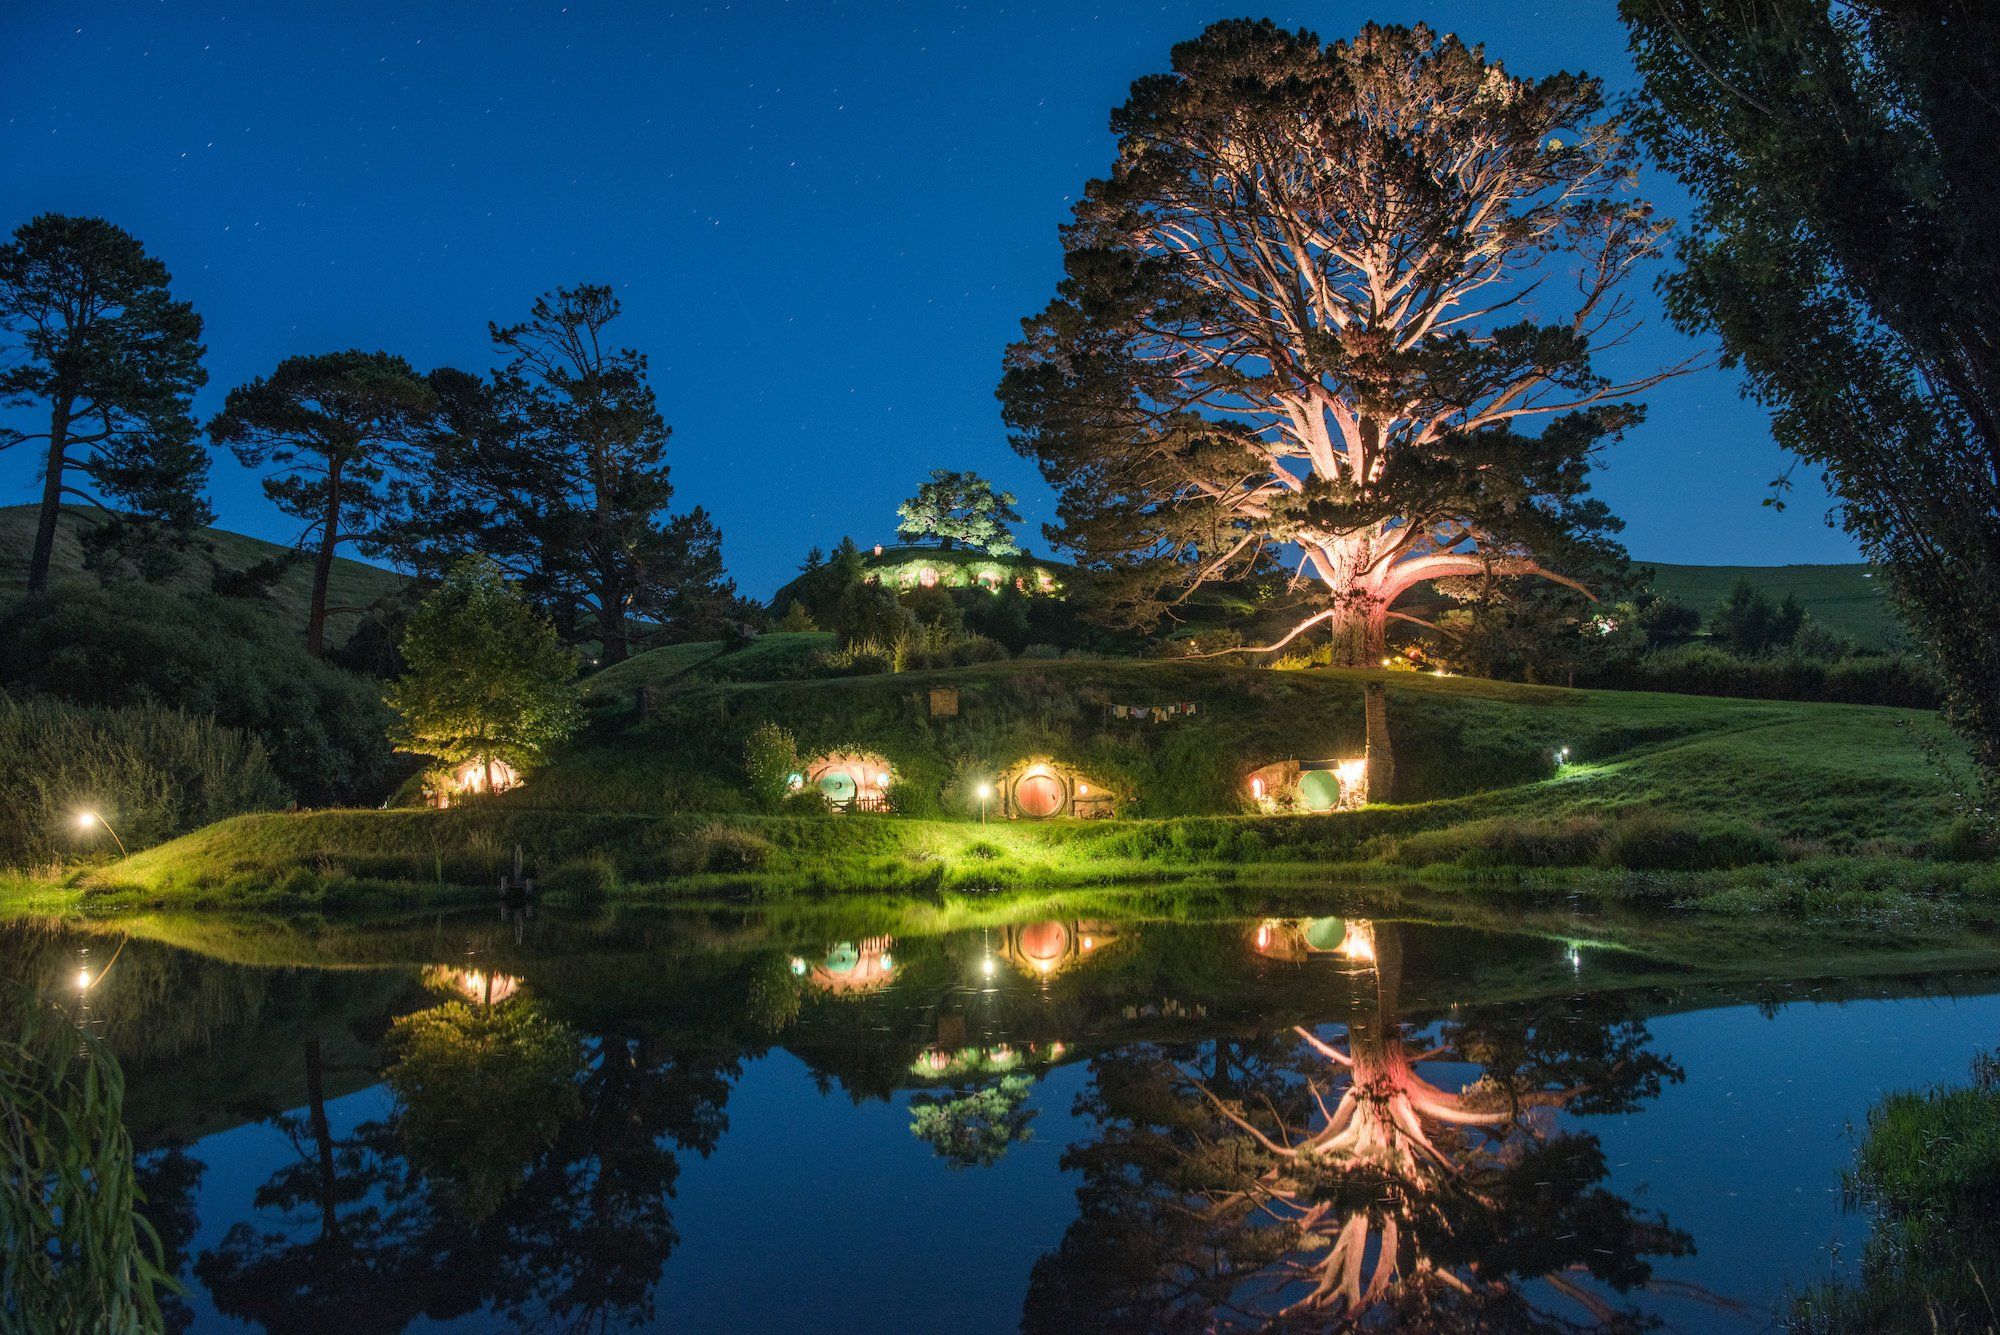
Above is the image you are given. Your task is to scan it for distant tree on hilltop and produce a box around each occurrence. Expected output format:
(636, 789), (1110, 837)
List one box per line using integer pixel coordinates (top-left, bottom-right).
(896, 470), (1022, 555)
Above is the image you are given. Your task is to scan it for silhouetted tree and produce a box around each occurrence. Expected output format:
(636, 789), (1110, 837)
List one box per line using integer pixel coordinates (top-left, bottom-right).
(1624, 0), (2000, 777)
(208, 351), (438, 655)
(0, 214), (208, 590)
(418, 286), (733, 663)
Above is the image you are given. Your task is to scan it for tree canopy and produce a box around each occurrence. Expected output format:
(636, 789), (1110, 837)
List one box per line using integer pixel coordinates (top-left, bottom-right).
(208, 349), (438, 655)
(896, 469), (1023, 555)
(1623, 0), (2000, 778)
(0, 213), (209, 591)
(1001, 21), (1664, 663)
(385, 557), (580, 791)
(397, 286), (735, 663)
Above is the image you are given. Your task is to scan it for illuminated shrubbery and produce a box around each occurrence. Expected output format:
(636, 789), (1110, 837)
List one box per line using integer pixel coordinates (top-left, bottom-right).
(0, 695), (284, 868)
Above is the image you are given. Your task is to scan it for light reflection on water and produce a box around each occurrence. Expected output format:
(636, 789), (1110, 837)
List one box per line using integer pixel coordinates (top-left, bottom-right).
(5, 903), (1998, 1333)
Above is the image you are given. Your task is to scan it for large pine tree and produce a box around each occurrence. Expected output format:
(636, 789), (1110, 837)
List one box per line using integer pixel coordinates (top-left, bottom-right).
(209, 350), (438, 656)
(1000, 21), (1671, 663)
(404, 286), (732, 663)
(0, 214), (209, 590)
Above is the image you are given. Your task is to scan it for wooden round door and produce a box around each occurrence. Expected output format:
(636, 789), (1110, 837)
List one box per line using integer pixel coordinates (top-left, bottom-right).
(1013, 772), (1065, 818)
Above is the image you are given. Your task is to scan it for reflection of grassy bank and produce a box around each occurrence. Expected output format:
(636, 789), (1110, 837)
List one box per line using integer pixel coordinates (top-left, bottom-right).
(15, 802), (1998, 929)
(25, 880), (2000, 997)
(1796, 1051), (2000, 1333)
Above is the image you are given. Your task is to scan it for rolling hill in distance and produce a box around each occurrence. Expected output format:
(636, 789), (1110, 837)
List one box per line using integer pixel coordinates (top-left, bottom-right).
(0, 505), (1895, 650)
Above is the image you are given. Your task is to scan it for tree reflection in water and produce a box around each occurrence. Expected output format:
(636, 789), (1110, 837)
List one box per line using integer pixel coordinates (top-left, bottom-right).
(195, 981), (738, 1332)
(1025, 921), (1696, 1332)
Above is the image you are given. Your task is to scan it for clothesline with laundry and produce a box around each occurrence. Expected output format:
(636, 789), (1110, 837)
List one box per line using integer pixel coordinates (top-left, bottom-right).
(1107, 701), (1200, 722)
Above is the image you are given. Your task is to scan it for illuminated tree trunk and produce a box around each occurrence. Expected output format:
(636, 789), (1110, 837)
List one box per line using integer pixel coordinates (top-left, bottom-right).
(1364, 683), (1394, 804)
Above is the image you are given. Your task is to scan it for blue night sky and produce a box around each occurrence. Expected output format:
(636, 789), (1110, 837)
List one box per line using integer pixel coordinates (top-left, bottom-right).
(2, 1), (1857, 599)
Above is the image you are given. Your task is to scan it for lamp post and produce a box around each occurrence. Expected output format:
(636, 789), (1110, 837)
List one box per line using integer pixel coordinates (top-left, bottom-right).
(76, 810), (126, 859)
(976, 782), (992, 825)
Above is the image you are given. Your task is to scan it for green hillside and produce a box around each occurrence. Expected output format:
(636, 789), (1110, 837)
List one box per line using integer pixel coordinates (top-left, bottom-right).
(1644, 560), (1895, 647)
(0, 504), (407, 644)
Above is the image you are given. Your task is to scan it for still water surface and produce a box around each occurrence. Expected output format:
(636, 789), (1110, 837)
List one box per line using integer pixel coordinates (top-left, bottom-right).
(9, 901), (1999, 1332)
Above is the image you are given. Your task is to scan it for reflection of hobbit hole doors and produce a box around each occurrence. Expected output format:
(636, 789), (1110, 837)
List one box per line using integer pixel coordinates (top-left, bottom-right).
(821, 941), (860, 975)
(1014, 771), (1065, 819)
(817, 768), (859, 804)
(1302, 917), (1346, 952)
(1017, 920), (1069, 964)
(1297, 769), (1342, 812)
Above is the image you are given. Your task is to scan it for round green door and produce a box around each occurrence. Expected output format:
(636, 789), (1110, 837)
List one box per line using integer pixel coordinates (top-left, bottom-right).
(817, 768), (858, 804)
(1298, 769), (1342, 812)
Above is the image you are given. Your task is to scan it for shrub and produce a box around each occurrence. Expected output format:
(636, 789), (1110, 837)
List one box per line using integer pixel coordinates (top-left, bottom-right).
(539, 854), (618, 900)
(832, 580), (914, 649)
(1580, 643), (1937, 708)
(0, 585), (399, 804)
(0, 695), (286, 867)
(679, 822), (774, 874)
(1596, 811), (1781, 871)
(741, 722), (800, 811)
(952, 634), (1010, 665)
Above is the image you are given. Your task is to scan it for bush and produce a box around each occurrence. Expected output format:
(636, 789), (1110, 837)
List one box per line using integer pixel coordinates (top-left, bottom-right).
(0, 585), (400, 804)
(539, 854), (618, 900)
(1595, 811), (1782, 871)
(0, 696), (286, 867)
(679, 822), (773, 874)
(741, 723), (801, 811)
(832, 580), (915, 649)
(1580, 643), (1937, 708)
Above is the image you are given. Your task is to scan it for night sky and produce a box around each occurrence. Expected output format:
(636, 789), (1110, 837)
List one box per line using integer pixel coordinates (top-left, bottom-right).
(2, 1), (1857, 599)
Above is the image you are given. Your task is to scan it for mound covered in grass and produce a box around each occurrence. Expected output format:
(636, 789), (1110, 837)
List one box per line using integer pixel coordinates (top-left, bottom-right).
(54, 652), (1989, 913)
(542, 657), (1967, 847)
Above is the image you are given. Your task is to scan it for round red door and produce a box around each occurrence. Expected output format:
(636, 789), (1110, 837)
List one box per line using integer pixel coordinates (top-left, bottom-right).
(1013, 772), (1065, 818)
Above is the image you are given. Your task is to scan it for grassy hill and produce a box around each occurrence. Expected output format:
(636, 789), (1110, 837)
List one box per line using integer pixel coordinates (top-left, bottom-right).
(1644, 560), (1895, 647)
(71, 645), (1985, 915)
(0, 504), (406, 643)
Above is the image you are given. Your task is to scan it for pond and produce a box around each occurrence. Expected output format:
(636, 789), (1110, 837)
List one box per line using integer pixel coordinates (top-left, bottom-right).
(7, 896), (1999, 1332)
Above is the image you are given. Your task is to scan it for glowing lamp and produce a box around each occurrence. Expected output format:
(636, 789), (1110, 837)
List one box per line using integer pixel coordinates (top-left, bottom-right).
(1081, 935), (1095, 951)
(76, 811), (97, 830)
(1077, 782), (1089, 796)
(981, 957), (996, 978)
(1250, 776), (1265, 799)
(976, 783), (993, 799)
(75, 969), (90, 991)
(789, 956), (807, 976)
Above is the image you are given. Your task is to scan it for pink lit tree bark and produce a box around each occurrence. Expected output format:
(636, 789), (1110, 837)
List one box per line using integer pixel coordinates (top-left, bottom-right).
(1024, 921), (1694, 1332)
(1001, 22), (1679, 663)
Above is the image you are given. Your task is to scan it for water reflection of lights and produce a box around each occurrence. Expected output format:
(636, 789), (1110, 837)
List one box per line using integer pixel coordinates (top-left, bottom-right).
(1337, 920), (1377, 963)
(425, 966), (523, 1006)
(805, 937), (897, 994)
